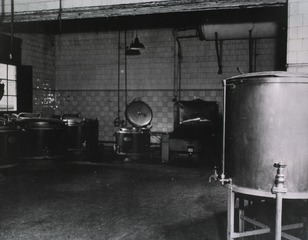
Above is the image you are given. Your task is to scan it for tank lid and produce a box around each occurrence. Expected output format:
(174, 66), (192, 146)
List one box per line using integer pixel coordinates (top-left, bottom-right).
(16, 117), (65, 127)
(16, 112), (41, 119)
(125, 99), (153, 127)
(224, 71), (308, 83)
(119, 127), (139, 133)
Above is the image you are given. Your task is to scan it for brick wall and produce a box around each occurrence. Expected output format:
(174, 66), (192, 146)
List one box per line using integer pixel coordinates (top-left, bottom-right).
(287, 0), (308, 73)
(54, 28), (277, 141)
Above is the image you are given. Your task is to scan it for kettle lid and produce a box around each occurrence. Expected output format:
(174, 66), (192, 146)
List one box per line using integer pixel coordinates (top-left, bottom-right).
(125, 98), (152, 127)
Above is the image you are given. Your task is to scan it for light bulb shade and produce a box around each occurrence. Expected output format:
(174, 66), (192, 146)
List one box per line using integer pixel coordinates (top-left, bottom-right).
(129, 36), (145, 50)
(125, 48), (141, 56)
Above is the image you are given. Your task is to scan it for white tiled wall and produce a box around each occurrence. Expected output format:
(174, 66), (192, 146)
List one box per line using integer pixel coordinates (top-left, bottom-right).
(55, 29), (277, 91)
(54, 89), (223, 141)
(15, 2), (308, 142)
(55, 29), (174, 90)
(18, 33), (56, 116)
(20, 27), (277, 142)
(287, 0), (308, 73)
(53, 28), (276, 141)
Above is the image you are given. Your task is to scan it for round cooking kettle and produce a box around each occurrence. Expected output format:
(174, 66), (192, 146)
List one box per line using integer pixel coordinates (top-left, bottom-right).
(62, 113), (99, 153)
(116, 127), (151, 155)
(62, 114), (84, 150)
(116, 99), (153, 155)
(15, 113), (67, 160)
(0, 117), (19, 168)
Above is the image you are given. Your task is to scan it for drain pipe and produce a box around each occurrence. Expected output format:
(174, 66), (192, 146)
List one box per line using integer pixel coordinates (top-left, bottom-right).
(219, 79), (232, 185)
(221, 79), (227, 183)
(249, 30), (253, 73)
(57, 0), (62, 32)
(117, 30), (121, 118)
(176, 38), (182, 101)
(173, 28), (199, 102)
(114, 30), (121, 127)
(173, 33), (178, 101)
(214, 32), (223, 74)
(124, 30), (128, 108)
(9, 0), (14, 60)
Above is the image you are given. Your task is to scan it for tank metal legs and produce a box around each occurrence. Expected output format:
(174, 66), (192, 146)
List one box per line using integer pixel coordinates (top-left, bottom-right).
(272, 162), (287, 240)
(226, 163), (307, 240)
(227, 186), (307, 240)
(227, 187), (235, 240)
(227, 185), (271, 240)
(275, 192), (283, 240)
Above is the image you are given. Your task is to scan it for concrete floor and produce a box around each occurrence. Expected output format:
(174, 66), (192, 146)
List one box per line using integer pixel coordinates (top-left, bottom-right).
(0, 154), (306, 240)
(0, 157), (228, 240)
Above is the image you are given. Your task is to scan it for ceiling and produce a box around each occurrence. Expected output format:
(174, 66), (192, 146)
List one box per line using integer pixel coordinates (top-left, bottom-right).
(0, 0), (287, 34)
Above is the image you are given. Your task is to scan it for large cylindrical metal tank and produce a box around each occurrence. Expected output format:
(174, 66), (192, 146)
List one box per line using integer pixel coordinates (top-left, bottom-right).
(0, 118), (19, 168)
(224, 71), (308, 193)
(61, 114), (99, 156)
(16, 117), (67, 160)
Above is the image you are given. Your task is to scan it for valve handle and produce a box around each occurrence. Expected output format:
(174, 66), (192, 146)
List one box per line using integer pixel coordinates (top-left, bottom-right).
(272, 161), (288, 194)
(274, 162), (287, 168)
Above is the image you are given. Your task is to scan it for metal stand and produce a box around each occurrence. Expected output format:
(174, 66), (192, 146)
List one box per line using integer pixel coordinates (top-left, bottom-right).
(272, 162), (288, 240)
(227, 162), (308, 240)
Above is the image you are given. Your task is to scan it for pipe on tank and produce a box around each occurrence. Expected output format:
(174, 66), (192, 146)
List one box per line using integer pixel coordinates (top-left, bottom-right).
(172, 28), (199, 101)
(221, 79), (227, 182)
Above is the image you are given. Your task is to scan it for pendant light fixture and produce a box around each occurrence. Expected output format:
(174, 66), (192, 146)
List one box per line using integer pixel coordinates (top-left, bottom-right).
(129, 34), (145, 50)
(124, 30), (144, 55)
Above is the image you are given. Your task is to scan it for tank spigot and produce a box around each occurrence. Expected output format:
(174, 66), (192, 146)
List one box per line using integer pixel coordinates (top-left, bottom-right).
(272, 162), (287, 194)
(209, 166), (219, 182)
(187, 146), (194, 157)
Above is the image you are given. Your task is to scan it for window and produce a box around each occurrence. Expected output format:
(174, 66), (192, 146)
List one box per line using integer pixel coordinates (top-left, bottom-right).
(0, 63), (17, 112)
